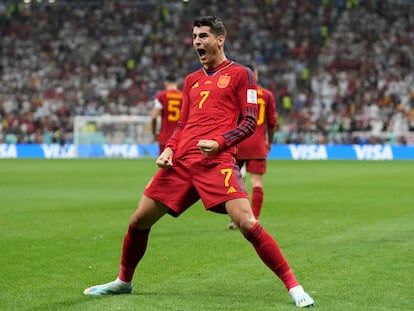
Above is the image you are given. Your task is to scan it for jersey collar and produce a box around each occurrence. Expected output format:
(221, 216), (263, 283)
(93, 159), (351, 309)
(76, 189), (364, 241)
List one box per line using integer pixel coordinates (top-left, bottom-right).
(203, 60), (233, 76)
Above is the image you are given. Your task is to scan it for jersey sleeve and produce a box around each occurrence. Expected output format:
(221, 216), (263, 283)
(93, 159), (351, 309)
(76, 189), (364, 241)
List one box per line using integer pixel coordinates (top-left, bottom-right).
(265, 88), (277, 146)
(214, 67), (258, 152)
(153, 98), (163, 109)
(265, 88), (277, 130)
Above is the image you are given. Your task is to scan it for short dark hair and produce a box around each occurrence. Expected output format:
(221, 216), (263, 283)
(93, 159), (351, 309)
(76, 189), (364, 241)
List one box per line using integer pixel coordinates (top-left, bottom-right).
(246, 64), (256, 72)
(165, 74), (177, 83)
(193, 16), (226, 37)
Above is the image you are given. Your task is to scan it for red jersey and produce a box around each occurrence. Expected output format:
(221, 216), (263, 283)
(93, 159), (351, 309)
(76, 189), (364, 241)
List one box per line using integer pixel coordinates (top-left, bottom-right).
(237, 85), (277, 159)
(153, 89), (183, 144)
(166, 60), (258, 159)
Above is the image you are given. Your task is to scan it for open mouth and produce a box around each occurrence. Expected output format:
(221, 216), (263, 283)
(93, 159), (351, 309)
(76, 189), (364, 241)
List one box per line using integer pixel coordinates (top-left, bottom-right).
(197, 48), (206, 57)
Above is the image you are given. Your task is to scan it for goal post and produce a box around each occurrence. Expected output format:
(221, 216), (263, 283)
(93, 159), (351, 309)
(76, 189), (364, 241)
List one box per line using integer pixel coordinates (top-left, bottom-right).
(73, 115), (156, 158)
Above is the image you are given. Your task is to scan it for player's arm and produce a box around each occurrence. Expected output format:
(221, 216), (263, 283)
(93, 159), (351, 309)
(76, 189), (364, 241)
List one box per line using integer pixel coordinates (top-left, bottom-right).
(213, 67), (258, 152)
(151, 98), (163, 140)
(266, 90), (277, 151)
(198, 139), (220, 156)
(156, 146), (173, 168)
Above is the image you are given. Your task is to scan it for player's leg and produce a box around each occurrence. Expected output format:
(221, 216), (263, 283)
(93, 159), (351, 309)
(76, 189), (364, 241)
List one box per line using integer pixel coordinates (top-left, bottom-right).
(119, 195), (170, 282)
(225, 199), (314, 308)
(225, 197), (256, 234)
(247, 159), (266, 220)
(228, 160), (247, 229)
(83, 195), (169, 296)
(250, 172), (264, 219)
(84, 158), (197, 296)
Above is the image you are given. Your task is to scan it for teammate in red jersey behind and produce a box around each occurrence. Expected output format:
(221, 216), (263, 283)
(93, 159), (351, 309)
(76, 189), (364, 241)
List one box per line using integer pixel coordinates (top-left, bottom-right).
(83, 16), (314, 308)
(229, 64), (277, 229)
(151, 74), (183, 154)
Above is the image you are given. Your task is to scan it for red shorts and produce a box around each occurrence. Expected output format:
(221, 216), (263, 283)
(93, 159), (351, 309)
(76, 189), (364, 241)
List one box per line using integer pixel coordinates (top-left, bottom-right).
(144, 154), (248, 216)
(237, 159), (266, 175)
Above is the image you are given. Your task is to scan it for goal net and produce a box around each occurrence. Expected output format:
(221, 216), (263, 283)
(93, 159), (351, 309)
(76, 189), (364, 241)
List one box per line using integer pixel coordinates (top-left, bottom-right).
(73, 115), (154, 158)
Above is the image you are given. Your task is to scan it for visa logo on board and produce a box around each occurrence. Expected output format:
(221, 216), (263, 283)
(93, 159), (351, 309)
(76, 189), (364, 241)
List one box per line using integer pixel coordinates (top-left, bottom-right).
(41, 144), (76, 158)
(289, 145), (328, 160)
(102, 144), (140, 158)
(0, 144), (17, 158)
(353, 145), (393, 160)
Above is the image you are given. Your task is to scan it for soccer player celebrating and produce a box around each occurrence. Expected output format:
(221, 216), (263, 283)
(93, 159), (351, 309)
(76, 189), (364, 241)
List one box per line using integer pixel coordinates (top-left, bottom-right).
(229, 64), (277, 229)
(151, 73), (183, 154)
(83, 16), (314, 308)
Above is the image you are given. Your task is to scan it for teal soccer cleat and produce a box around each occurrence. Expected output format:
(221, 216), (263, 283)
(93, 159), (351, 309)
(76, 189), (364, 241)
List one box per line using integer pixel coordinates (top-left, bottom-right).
(83, 278), (133, 296)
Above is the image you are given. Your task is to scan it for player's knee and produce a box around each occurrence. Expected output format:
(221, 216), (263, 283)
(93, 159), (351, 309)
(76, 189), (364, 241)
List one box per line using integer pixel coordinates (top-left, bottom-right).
(129, 197), (167, 230)
(129, 209), (154, 231)
(237, 215), (257, 234)
(129, 213), (147, 230)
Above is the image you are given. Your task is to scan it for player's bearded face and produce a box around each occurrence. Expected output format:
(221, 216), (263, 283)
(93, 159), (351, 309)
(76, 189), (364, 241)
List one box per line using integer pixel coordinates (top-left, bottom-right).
(192, 26), (223, 68)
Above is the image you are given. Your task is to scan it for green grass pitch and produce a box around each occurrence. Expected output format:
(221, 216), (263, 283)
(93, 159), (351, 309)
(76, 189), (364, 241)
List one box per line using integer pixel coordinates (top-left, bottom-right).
(0, 159), (413, 311)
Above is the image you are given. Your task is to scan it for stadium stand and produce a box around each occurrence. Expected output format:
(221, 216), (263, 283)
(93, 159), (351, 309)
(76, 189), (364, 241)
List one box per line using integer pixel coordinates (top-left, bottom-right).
(0, 0), (413, 144)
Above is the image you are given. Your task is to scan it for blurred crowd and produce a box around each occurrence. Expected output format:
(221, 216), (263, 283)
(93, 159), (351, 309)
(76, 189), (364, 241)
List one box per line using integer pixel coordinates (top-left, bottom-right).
(0, 0), (413, 145)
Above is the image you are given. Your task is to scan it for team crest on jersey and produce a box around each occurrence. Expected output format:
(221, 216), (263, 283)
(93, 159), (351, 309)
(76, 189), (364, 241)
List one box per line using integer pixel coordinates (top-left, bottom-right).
(217, 75), (231, 88)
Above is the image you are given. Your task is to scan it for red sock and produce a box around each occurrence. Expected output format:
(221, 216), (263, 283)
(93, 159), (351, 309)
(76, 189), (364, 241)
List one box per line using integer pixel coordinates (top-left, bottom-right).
(118, 225), (150, 282)
(252, 186), (264, 219)
(244, 222), (299, 290)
